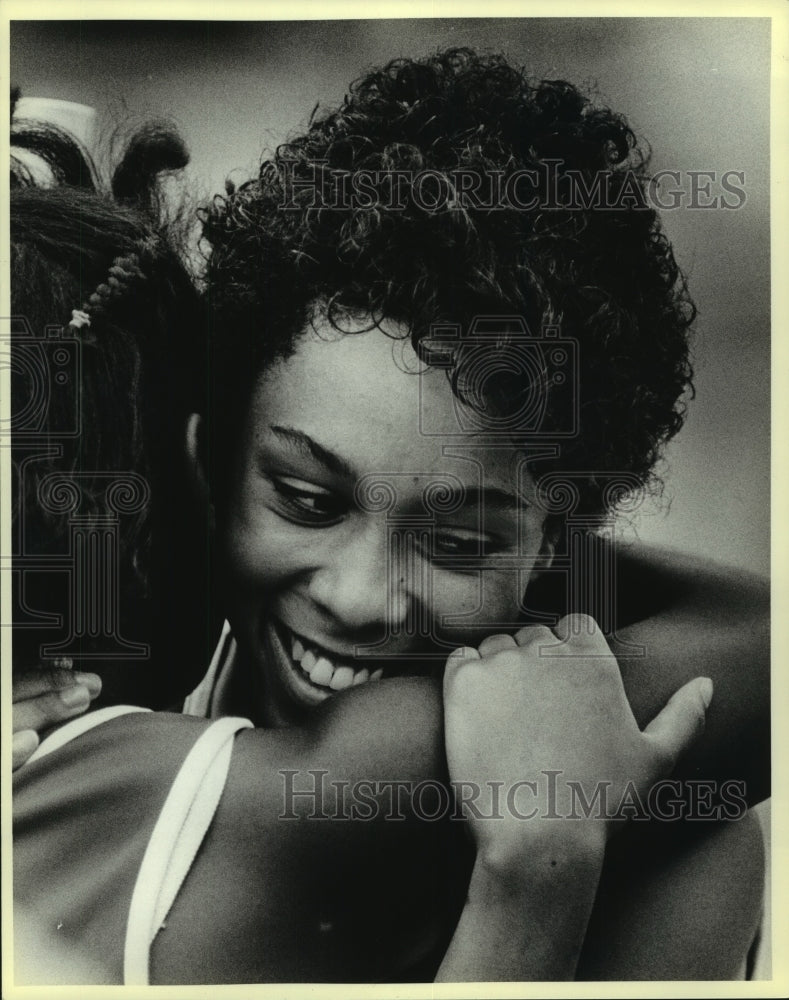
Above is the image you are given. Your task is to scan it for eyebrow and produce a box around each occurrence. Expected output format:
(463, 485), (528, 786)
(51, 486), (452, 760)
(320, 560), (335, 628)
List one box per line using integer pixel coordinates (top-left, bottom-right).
(446, 486), (528, 514)
(267, 425), (528, 513)
(268, 425), (359, 481)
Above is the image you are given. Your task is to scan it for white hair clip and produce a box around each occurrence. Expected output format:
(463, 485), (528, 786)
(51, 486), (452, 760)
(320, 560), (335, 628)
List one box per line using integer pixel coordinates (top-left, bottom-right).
(69, 309), (91, 330)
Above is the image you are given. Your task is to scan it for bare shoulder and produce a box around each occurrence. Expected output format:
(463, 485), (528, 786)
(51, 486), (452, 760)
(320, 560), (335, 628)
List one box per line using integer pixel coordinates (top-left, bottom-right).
(153, 678), (455, 983)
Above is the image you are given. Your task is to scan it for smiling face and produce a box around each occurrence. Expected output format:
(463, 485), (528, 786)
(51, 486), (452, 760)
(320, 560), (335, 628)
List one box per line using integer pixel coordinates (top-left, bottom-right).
(209, 314), (553, 725)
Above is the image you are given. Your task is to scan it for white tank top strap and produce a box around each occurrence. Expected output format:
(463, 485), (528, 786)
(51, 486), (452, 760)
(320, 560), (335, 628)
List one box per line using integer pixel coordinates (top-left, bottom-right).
(182, 619), (235, 718)
(123, 714), (254, 986)
(26, 705), (151, 764)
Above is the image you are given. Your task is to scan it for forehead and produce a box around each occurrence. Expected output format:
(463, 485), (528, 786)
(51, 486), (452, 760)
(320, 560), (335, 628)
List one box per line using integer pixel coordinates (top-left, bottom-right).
(250, 315), (528, 489)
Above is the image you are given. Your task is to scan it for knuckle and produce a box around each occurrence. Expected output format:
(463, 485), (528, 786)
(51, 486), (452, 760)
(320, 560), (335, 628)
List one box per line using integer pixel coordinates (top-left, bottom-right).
(42, 690), (78, 721)
(486, 649), (514, 670)
(514, 625), (555, 648)
(559, 614), (607, 650)
(478, 633), (516, 656)
(571, 612), (601, 635)
(444, 650), (476, 689)
(46, 667), (80, 691)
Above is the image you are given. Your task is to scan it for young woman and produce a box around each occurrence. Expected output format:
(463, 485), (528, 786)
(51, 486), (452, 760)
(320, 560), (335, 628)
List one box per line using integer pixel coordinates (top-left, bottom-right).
(10, 115), (740, 985)
(180, 49), (769, 801)
(11, 49), (769, 981)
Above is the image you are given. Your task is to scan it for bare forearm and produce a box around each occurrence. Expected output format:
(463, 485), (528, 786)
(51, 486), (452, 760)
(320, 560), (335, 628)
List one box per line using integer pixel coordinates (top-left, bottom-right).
(436, 839), (604, 982)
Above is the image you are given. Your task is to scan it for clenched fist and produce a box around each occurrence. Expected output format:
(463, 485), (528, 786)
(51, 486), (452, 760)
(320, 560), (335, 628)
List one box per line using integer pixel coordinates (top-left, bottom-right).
(443, 615), (712, 873)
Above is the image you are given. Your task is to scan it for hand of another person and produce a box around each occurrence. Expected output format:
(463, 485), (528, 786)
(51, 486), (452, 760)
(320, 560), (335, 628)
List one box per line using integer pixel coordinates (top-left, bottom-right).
(442, 613), (712, 873)
(436, 614), (712, 981)
(12, 666), (102, 770)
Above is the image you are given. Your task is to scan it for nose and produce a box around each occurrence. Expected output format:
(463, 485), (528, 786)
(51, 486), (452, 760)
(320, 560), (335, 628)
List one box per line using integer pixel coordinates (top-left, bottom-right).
(307, 518), (423, 639)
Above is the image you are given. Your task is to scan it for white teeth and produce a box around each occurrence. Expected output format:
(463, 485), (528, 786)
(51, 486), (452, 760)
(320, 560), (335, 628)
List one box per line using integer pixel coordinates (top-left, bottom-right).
(285, 626), (379, 691)
(330, 666), (355, 690)
(309, 656), (335, 687)
(370, 668), (383, 681)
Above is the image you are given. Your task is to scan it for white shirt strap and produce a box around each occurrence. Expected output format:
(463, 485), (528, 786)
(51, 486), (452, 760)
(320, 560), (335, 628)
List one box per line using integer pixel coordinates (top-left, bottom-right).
(182, 619), (235, 717)
(26, 705), (151, 764)
(123, 715), (253, 985)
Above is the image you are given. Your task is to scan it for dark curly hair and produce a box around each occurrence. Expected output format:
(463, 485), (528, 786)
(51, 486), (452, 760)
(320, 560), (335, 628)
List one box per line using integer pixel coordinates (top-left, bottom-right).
(201, 47), (695, 525)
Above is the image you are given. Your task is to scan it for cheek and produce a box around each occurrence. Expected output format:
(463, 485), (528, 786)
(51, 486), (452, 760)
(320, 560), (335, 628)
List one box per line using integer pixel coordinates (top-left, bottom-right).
(428, 573), (482, 619)
(488, 568), (534, 623)
(428, 566), (528, 641)
(219, 499), (297, 594)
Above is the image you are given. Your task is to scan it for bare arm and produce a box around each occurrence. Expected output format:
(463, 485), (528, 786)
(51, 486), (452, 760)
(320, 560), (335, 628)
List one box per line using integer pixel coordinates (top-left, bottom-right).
(436, 619), (714, 982)
(528, 540), (770, 804)
(14, 637), (731, 984)
(436, 841), (603, 982)
(612, 544), (769, 804)
(13, 542), (769, 798)
(578, 809), (765, 980)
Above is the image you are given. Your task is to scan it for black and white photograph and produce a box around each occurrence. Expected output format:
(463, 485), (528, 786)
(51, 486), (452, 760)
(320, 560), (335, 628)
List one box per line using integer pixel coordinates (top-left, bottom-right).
(3, 4), (782, 992)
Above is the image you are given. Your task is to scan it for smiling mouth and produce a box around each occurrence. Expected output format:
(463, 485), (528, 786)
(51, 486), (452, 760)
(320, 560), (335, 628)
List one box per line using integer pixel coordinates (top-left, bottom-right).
(271, 620), (384, 701)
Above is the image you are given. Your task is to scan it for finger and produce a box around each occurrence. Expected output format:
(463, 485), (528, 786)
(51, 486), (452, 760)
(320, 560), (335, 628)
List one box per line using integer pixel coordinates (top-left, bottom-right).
(643, 676), (713, 770)
(12, 669), (101, 702)
(13, 687), (94, 733)
(12, 730), (40, 771)
(513, 625), (555, 647)
(446, 646), (482, 662)
(478, 633), (518, 656)
(551, 613), (601, 644)
(443, 645), (481, 672)
(443, 646), (482, 691)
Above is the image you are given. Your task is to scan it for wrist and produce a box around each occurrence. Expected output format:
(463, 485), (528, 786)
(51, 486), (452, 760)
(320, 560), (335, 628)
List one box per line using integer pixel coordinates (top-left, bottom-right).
(446, 826), (605, 983)
(472, 820), (606, 892)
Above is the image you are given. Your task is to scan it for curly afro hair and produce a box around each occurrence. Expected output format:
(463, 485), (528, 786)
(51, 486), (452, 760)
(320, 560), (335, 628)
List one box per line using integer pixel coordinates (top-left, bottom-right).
(201, 47), (695, 524)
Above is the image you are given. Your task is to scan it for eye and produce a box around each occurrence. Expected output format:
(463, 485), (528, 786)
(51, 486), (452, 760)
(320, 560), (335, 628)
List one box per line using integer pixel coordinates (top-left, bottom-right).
(271, 477), (347, 526)
(432, 530), (507, 558)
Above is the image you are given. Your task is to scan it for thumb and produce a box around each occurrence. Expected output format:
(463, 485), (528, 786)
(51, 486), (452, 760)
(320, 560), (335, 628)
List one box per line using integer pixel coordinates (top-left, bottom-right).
(642, 676), (713, 770)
